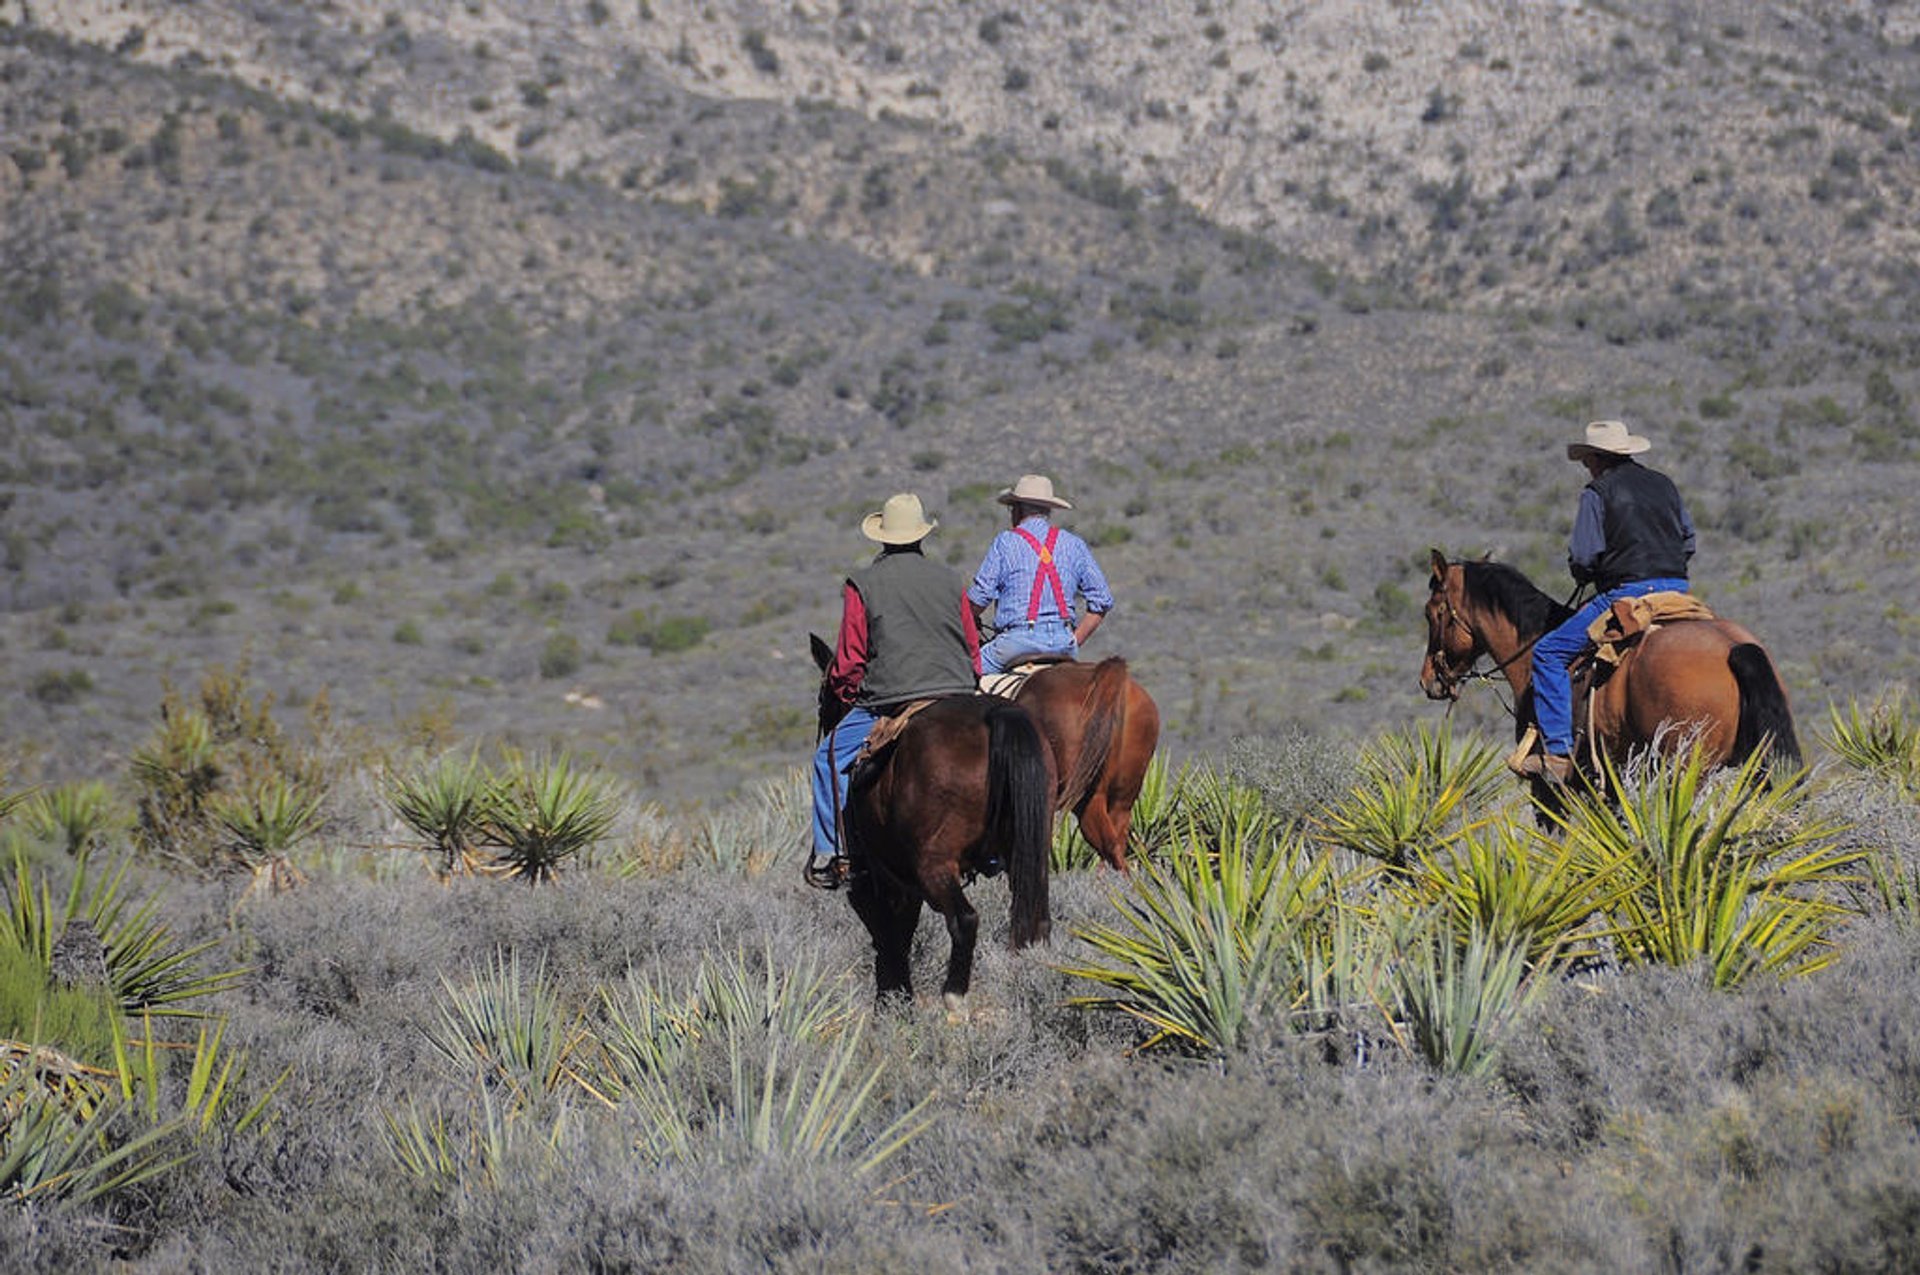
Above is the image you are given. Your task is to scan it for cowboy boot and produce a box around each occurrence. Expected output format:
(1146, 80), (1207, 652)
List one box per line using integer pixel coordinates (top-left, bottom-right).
(1516, 753), (1574, 784)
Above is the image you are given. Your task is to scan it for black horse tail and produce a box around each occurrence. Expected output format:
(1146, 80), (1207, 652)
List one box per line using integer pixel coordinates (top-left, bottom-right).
(983, 702), (1052, 947)
(1729, 643), (1801, 770)
(1059, 657), (1131, 813)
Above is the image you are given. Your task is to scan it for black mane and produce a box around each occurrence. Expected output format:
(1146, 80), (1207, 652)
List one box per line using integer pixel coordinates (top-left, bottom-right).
(1457, 561), (1572, 642)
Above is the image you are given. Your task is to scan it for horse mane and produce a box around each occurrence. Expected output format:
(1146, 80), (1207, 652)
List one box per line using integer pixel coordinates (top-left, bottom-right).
(1457, 560), (1572, 642)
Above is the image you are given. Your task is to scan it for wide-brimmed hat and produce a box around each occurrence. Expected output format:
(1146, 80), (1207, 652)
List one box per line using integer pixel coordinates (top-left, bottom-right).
(861, 492), (937, 545)
(995, 473), (1073, 510)
(1568, 419), (1651, 460)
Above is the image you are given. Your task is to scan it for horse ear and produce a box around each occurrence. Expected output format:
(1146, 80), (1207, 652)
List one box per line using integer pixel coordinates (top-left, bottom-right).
(809, 632), (834, 672)
(1428, 547), (1449, 582)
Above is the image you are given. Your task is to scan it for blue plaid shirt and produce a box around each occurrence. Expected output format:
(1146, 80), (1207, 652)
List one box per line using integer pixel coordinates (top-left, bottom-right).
(967, 516), (1114, 627)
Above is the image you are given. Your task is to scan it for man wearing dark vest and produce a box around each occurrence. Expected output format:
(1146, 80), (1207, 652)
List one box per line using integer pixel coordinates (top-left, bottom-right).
(1519, 420), (1696, 782)
(968, 474), (1115, 674)
(809, 493), (981, 883)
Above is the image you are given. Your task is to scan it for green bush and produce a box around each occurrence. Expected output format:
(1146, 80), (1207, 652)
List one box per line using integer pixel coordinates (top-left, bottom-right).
(538, 633), (583, 680)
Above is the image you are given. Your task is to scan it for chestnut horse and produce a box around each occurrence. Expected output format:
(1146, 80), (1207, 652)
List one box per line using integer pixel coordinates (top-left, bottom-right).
(1013, 658), (1160, 873)
(1419, 551), (1799, 784)
(811, 638), (1054, 1011)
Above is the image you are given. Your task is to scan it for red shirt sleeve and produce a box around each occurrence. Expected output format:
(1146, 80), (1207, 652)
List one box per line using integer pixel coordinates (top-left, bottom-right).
(960, 592), (982, 678)
(826, 582), (868, 705)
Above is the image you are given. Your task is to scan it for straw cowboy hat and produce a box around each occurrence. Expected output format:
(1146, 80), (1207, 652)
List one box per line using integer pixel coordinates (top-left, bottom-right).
(1568, 419), (1652, 460)
(996, 473), (1073, 510)
(861, 492), (937, 545)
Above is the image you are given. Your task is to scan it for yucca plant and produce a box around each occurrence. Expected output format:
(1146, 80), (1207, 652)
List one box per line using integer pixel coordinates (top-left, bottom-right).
(209, 777), (323, 895)
(2, 849), (245, 1019)
(112, 1012), (284, 1139)
(25, 782), (126, 858)
(1823, 691), (1920, 798)
(1312, 722), (1507, 867)
(1396, 812), (1634, 968)
(381, 1087), (574, 1188)
(129, 707), (221, 866)
(1860, 851), (1920, 925)
(1545, 747), (1863, 987)
(481, 752), (622, 883)
(623, 1017), (930, 1176)
(1062, 818), (1346, 1055)
(689, 769), (805, 877)
(385, 749), (495, 876)
(0, 1051), (189, 1207)
(1384, 912), (1549, 1077)
(428, 950), (598, 1103)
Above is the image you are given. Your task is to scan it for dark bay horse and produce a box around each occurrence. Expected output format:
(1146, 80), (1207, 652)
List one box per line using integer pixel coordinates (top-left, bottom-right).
(1013, 658), (1160, 873)
(1419, 550), (1799, 783)
(810, 638), (1054, 1012)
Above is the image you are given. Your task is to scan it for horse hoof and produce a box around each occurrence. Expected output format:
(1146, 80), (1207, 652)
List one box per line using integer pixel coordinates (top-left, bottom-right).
(942, 993), (969, 1024)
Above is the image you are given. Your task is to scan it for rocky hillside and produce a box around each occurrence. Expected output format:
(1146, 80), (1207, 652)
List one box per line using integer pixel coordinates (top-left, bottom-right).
(1, 2), (1916, 801)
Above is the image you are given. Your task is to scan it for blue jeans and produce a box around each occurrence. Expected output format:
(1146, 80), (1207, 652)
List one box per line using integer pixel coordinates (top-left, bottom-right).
(811, 706), (877, 859)
(981, 617), (1076, 674)
(1533, 578), (1688, 755)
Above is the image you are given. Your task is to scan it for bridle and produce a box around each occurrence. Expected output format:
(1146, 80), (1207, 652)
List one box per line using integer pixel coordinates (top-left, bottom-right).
(1426, 574), (1581, 716)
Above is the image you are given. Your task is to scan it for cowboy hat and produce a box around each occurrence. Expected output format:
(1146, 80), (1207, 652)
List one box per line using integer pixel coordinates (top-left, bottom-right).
(1567, 419), (1651, 460)
(995, 473), (1073, 510)
(861, 492), (937, 545)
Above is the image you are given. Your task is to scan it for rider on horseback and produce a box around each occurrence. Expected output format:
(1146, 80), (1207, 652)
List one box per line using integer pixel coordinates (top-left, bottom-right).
(1519, 420), (1696, 783)
(967, 474), (1115, 674)
(809, 493), (982, 886)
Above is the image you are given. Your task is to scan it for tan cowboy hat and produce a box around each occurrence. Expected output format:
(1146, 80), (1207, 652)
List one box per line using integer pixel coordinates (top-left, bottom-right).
(1568, 419), (1652, 460)
(861, 492), (937, 545)
(995, 473), (1073, 510)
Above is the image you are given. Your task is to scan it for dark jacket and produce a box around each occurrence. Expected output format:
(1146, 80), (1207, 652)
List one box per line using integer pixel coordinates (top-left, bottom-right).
(1574, 460), (1694, 590)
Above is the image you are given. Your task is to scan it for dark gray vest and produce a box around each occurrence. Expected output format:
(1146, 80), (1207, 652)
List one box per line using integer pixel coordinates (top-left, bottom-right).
(848, 549), (977, 708)
(1589, 462), (1690, 590)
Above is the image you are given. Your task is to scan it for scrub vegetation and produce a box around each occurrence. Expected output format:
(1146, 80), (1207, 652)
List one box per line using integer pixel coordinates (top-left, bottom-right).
(3, 697), (1920, 1270)
(5, 3), (1920, 1267)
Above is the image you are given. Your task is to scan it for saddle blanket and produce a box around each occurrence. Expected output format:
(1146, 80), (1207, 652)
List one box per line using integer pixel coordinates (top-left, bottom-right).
(1587, 591), (1716, 666)
(978, 659), (1061, 700)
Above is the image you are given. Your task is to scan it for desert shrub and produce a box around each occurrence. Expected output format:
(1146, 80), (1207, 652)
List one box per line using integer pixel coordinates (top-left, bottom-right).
(538, 632), (582, 679)
(29, 669), (94, 705)
(687, 769), (805, 877)
(130, 665), (334, 876)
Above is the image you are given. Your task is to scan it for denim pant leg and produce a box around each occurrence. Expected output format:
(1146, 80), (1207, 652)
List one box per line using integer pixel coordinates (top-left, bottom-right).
(810, 706), (876, 858)
(1532, 598), (1609, 756)
(981, 621), (1076, 674)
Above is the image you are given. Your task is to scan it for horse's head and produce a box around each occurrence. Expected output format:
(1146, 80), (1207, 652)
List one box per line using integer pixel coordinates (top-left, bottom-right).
(809, 633), (848, 738)
(1420, 548), (1481, 702)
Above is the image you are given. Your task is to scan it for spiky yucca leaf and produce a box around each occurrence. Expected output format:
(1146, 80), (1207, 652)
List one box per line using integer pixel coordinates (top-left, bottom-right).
(689, 768), (805, 877)
(482, 752), (622, 883)
(209, 777), (325, 864)
(1397, 813), (1635, 968)
(0, 1059), (189, 1207)
(1823, 692), (1920, 797)
(1386, 913), (1548, 1077)
(1312, 721), (1506, 866)
(380, 1087), (574, 1188)
(1545, 747), (1862, 987)
(1, 849), (244, 1018)
(25, 782), (125, 858)
(428, 950), (596, 1102)
(1062, 820), (1344, 1054)
(624, 1018), (930, 1177)
(384, 749), (494, 875)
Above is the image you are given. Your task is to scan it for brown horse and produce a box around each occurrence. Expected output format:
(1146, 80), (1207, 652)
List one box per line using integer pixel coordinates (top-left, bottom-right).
(1419, 550), (1799, 784)
(811, 639), (1054, 1011)
(1012, 658), (1160, 873)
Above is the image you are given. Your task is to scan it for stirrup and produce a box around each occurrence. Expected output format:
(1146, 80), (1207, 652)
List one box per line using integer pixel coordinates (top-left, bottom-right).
(1504, 725), (1541, 777)
(803, 855), (849, 891)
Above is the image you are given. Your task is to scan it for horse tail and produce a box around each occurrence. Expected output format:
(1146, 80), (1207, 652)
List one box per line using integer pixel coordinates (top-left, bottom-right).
(1060, 657), (1131, 813)
(1729, 643), (1801, 770)
(984, 702), (1052, 947)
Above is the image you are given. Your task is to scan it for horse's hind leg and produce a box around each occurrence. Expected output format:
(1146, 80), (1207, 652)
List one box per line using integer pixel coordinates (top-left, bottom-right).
(849, 873), (921, 1005)
(1076, 795), (1131, 875)
(928, 876), (979, 1014)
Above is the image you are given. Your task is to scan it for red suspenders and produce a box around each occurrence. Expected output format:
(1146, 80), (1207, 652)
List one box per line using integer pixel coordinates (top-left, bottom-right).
(1011, 526), (1066, 623)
